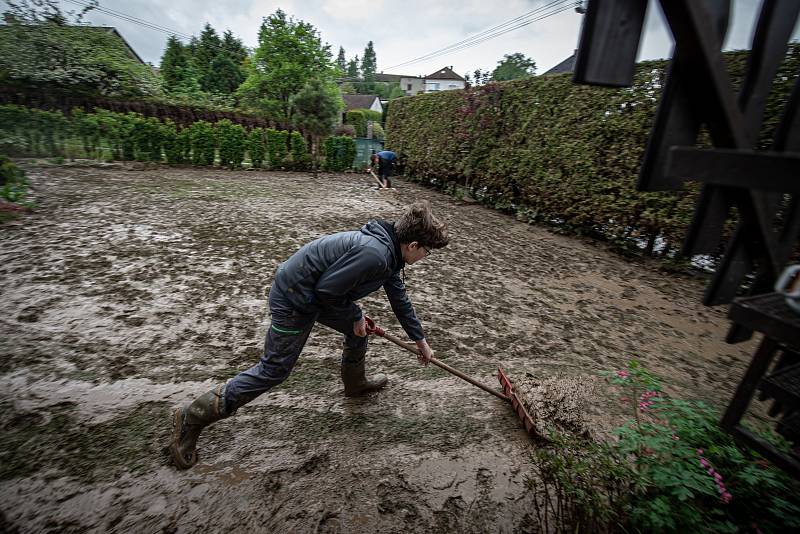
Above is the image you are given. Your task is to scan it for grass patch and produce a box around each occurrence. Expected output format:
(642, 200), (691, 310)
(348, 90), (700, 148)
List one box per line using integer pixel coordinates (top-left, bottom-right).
(0, 401), (170, 483)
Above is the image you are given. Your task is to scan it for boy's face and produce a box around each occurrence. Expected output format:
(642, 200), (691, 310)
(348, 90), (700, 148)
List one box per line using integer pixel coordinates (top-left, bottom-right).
(402, 241), (430, 265)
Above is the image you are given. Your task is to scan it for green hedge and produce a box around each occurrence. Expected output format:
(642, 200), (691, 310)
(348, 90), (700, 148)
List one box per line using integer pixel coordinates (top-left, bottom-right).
(265, 129), (289, 169)
(0, 104), (312, 171)
(0, 105), (69, 157)
(161, 120), (182, 165)
(344, 108), (382, 138)
(216, 119), (247, 169)
(386, 47), (800, 255)
(344, 110), (367, 137)
(289, 131), (311, 171)
(0, 154), (30, 204)
(248, 127), (266, 168)
(324, 136), (356, 171)
(188, 120), (216, 166)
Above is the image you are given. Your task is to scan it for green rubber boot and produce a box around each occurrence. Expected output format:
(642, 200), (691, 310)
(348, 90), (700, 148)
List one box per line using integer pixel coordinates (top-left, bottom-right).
(168, 384), (228, 469)
(341, 348), (388, 397)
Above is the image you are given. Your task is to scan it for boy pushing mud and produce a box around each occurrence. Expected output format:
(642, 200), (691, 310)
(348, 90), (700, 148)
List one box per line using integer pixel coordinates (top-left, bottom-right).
(169, 201), (449, 469)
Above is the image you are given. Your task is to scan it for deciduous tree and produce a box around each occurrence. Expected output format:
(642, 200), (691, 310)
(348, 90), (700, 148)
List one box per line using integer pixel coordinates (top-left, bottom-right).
(492, 52), (536, 81)
(291, 78), (343, 177)
(238, 9), (334, 124)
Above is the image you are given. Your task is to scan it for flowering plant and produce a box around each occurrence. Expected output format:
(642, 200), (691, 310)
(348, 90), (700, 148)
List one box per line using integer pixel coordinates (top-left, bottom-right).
(609, 360), (800, 532)
(528, 361), (800, 533)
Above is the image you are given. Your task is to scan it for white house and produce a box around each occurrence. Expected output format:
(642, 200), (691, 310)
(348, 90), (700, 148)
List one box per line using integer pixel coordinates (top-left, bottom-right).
(375, 73), (425, 96)
(423, 66), (466, 92)
(342, 94), (383, 114)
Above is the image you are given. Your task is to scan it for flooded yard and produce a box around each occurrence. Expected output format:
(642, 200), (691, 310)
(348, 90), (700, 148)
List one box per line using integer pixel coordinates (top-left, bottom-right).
(0, 162), (755, 533)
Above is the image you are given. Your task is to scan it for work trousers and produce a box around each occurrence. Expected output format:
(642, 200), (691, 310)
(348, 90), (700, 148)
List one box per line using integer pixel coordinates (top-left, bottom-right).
(223, 285), (367, 413)
(378, 160), (393, 188)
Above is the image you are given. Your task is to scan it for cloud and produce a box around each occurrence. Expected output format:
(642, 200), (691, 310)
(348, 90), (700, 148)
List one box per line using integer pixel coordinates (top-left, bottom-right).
(52, 0), (800, 74)
(321, 0), (380, 22)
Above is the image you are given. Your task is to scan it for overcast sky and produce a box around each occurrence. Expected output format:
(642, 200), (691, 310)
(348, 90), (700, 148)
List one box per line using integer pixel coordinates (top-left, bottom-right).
(8, 0), (800, 77)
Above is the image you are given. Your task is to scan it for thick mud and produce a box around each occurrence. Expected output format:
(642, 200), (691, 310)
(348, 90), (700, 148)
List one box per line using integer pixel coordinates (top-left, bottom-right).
(0, 162), (756, 533)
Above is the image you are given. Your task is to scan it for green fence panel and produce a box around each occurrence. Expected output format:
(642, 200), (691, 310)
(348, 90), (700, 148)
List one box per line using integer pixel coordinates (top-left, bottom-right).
(353, 138), (384, 169)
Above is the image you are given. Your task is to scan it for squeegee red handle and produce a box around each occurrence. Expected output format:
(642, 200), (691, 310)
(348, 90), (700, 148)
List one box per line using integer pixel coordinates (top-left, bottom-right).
(364, 316), (385, 337)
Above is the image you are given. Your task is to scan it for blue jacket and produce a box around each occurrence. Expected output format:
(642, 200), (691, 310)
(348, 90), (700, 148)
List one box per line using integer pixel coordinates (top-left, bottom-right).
(376, 150), (397, 162)
(273, 219), (424, 340)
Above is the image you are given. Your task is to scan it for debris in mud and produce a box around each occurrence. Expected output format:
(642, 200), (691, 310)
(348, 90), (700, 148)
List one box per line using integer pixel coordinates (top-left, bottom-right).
(512, 373), (599, 437)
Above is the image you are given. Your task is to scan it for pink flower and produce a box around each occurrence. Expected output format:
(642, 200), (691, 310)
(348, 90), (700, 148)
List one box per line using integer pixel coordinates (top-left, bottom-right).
(697, 450), (732, 504)
(616, 370), (629, 379)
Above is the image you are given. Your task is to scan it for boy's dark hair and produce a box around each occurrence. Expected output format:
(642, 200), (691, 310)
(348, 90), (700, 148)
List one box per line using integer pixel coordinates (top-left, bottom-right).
(394, 200), (449, 249)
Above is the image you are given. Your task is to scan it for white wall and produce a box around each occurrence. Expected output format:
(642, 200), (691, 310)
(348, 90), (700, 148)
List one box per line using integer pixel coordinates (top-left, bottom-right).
(400, 77), (425, 95)
(424, 78), (466, 92)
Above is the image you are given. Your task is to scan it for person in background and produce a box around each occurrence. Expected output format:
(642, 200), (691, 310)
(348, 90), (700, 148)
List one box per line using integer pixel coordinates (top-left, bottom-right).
(168, 201), (449, 469)
(368, 150), (398, 188)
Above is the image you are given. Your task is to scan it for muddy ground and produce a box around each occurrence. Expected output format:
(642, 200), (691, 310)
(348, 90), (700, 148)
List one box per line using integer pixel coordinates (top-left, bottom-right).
(0, 162), (757, 533)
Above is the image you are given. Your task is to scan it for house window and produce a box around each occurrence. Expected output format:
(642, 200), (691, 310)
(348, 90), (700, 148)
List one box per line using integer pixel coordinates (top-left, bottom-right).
(448, 84), (458, 89)
(407, 83), (412, 91)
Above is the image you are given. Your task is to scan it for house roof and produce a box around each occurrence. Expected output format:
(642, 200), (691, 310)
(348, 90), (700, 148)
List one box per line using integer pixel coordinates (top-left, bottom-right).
(0, 24), (146, 65)
(375, 73), (403, 82)
(375, 73), (421, 82)
(542, 51), (576, 76)
(424, 66), (465, 81)
(342, 94), (380, 111)
(93, 26), (146, 64)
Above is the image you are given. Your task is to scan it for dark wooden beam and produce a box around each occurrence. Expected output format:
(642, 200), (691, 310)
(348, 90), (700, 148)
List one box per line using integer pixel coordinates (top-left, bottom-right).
(666, 148), (800, 193)
(572, 0), (647, 87)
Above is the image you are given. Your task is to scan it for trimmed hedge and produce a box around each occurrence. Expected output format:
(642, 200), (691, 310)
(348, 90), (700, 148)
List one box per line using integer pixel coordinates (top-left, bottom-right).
(248, 127), (266, 169)
(0, 154), (30, 205)
(386, 47), (800, 255)
(0, 104), (315, 171)
(344, 110), (368, 137)
(217, 119), (247, 169)
(344, 109), (382, 137)
(188, 120), (216, 166)
(265, 128), (289, 169)
(289, 132), (311, 171)
(324, 136), (356, 171)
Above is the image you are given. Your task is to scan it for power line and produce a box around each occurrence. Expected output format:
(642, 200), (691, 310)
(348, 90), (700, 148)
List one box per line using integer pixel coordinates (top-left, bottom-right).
(63, 0), (250, 65)
(63, 0), (194, 40)
(387, 0), (571, 70)
(387, 0), (577, 71)
(420, 3), (578, 65)
(385, 0), (577, 71)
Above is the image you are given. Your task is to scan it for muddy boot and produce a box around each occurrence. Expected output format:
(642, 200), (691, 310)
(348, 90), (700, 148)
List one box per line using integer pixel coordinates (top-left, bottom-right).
(341, 349), (387, 397)
(168, 384), (228, 470)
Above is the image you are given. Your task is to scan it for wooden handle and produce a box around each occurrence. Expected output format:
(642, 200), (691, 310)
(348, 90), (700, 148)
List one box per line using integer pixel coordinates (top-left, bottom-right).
(381, 331), (510, 402)
(369, 169), (384, 188)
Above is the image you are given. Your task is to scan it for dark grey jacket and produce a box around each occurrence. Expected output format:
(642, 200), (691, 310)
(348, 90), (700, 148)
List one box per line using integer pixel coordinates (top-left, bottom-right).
(273, 219), (425, 341)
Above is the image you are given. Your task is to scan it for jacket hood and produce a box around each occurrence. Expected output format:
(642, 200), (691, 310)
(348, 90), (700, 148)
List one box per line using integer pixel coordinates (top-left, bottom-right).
(361, 219), (404, 271)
